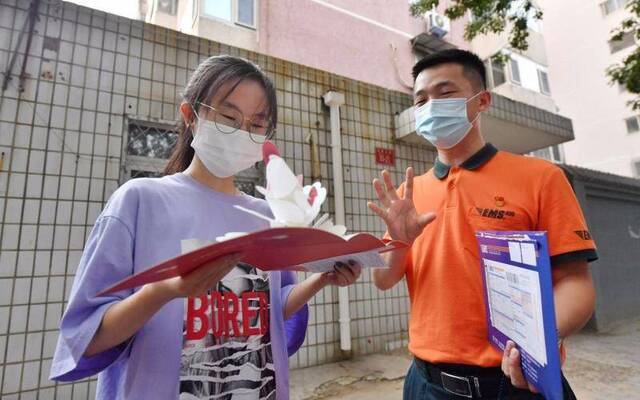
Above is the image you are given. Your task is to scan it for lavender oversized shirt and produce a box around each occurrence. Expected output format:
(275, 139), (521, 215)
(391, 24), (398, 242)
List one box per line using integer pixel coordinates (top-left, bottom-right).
(50, 173), (308, 399)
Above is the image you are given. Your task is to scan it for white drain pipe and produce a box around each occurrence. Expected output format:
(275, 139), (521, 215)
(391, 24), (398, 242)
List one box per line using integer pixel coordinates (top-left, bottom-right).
(322, 91), (351, 353)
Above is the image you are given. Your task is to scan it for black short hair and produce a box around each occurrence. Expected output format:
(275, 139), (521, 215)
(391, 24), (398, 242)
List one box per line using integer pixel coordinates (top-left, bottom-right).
(412, 49), (486, 90)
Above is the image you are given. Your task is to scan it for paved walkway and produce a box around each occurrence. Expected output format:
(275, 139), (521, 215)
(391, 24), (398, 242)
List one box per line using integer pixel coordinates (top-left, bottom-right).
(290, 319), (640, 399)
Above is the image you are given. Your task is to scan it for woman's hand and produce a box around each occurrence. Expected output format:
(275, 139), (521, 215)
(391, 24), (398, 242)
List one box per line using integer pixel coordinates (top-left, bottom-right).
(148, 252), (243, 300)
(323, 260), (362, 287)
(283, 261), (362, 319)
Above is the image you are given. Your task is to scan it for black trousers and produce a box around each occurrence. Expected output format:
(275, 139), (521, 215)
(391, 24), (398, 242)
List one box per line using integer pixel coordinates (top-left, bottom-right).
(403, 359), (577, 400)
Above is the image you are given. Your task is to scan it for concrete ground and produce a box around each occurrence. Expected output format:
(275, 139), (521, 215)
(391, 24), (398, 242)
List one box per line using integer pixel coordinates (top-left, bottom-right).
(290, 319), (640, 399)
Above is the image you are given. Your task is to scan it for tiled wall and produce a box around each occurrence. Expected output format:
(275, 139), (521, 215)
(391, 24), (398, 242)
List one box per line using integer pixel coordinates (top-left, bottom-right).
(0, 0), (436, 397)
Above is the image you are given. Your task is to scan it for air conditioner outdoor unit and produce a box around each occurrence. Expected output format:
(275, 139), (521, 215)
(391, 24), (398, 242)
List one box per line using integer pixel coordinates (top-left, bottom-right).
(425, 11), (450, 38)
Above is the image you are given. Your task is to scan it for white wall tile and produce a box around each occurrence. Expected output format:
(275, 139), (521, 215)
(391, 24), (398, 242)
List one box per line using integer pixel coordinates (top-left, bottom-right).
(69, 226), (85, 250)
(19, 224), (37, 250)
(47, 277), (64, 302)
(27, 305), (45, 331)
(42, 176), (59, 199)
(12, 278), (30, 304)
(33, 251), (51, 276)
(50, 251), (67, 275)
(2, 362), (22, 394)
(36, 225), (54, 250)
(1, 224), (19, 249)
(45, 303), (62, 330)
(10, 304), (28, 333)
(73, 177), (89, 199)
(53, 226), (69, 250)
(25, 174), (43, 198)
(5, 198), (23, 224)
(30, 278), (48, 304)
(0, 278), (12, 305)
(21, 361), (40, 391)
(43, 331), (58, 359)
(29, 150), (45, 173)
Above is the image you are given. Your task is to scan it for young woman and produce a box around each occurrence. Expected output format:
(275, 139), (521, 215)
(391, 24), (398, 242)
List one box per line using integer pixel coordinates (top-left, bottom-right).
(50, 55), (361, 400)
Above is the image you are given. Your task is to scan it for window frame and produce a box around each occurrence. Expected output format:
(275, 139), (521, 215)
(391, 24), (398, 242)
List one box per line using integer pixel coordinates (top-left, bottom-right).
(156, 0), (178, 16)
(537, 69), (551, 95)
(509, 57), (522, 85)
(201, 0), (258, 30)
(235, 0), (257, 29)
(600, 0), (629, 16)
(633, 159), (640, 178)
(609, 30), (636, 53)
(625, 116), (640, 134)
(486, 55), (507, 89)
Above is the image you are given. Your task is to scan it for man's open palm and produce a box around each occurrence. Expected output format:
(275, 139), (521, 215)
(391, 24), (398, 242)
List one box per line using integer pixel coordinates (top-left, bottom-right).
(368, 167), (436, 244)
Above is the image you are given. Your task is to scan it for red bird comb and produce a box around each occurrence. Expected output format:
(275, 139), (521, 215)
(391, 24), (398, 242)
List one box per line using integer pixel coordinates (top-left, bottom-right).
(262, 140), (280, 165)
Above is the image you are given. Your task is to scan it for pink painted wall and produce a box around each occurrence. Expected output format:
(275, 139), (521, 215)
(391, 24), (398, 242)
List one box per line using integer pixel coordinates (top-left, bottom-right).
(257, 0), (469, 93)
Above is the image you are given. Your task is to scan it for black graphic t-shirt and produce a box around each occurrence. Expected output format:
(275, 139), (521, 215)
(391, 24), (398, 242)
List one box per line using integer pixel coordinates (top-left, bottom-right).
(180, 263), (275, 400)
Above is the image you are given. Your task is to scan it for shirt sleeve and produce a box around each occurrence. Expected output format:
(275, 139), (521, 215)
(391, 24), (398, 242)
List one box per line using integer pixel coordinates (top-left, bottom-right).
(50, 185), (139, 381)
(280, 270), (308, 357)
(536, 166), (598, 266)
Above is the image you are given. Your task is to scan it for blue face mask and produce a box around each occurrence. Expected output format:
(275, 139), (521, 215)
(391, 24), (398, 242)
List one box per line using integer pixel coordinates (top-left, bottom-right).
(414, 92), (483, 149)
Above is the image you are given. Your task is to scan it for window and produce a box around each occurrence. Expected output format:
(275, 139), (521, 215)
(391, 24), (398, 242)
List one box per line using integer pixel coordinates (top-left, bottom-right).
(127, 122), (178, 159)
(625, 116), (640, 133)
(537, 69), (551, 95)
(204, 0), (232, 20)
(509, 58), (521, 85)
(486, 56), (506, 88)
(157, 0), (178, 15)
(633, 160), (640, 177)
(530, 145), (564, 163)
(203, 0), (256, 28)
(600, 0), (629, 16)
(609, 31), (636, 53)
(550, 145), (564, 163)
(237, 0), (255, 27)
(124, 120), (178, 180)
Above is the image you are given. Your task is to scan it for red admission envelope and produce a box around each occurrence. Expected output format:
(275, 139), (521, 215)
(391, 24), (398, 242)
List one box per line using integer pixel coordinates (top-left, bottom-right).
(97, 227), (406, 296)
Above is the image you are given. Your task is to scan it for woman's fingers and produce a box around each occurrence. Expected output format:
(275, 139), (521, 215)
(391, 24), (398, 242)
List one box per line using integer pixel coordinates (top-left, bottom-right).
(182, 253), (242, 296)
(333, 261), (362, 285)
(346, 260), (362, 281)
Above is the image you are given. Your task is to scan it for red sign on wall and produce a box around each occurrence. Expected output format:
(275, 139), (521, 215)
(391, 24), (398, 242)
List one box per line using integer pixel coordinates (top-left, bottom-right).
(375, 147), (396, 166)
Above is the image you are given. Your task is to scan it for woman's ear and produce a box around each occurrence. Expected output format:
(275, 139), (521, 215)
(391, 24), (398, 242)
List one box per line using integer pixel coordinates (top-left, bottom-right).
(180, 102), (196, 131)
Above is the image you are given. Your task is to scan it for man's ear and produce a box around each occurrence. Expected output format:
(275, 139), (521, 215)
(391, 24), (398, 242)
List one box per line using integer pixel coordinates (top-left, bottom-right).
(478, 90), (492, 112)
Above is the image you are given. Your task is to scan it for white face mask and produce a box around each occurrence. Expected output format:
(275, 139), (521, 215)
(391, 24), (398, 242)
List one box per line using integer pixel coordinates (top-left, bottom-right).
(190, 119), (262, 178)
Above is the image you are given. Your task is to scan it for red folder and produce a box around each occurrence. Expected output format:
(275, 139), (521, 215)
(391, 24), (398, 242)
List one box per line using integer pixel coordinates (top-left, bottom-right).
(97, 227), (406, 296)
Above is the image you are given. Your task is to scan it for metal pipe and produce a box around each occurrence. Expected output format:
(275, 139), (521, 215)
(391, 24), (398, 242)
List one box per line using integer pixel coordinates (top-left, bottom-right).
(322, 91), (351, 353)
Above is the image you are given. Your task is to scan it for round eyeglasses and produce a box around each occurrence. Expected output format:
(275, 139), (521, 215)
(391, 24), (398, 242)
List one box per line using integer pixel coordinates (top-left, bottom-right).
(195, 102), (275, 144)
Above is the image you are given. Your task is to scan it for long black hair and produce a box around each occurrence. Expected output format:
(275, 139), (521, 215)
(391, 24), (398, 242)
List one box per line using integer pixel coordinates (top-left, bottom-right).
(164, 55), (278, 175)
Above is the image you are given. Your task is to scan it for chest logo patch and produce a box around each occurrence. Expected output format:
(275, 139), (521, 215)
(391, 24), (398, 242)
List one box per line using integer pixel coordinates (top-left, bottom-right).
(475, 207), (517, 220)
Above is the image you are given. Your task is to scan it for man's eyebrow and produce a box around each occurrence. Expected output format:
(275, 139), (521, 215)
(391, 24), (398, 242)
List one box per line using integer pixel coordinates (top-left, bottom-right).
(431, 80), (455, 91)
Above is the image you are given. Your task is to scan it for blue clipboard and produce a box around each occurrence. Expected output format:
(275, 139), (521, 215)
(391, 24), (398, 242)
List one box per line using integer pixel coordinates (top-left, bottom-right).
(476, 231), (563, 400)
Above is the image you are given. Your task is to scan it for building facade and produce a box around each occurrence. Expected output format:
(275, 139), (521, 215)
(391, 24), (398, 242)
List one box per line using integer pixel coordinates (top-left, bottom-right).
(0, 0), (574, 398)
(539, 0), (640, 177)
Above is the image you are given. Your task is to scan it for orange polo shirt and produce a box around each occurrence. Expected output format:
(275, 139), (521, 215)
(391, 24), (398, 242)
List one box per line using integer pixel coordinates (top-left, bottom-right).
(393, 144), (597, 367)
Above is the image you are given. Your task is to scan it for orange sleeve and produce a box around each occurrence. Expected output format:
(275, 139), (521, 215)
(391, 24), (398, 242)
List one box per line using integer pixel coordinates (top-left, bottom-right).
(536, 166), (598, 265)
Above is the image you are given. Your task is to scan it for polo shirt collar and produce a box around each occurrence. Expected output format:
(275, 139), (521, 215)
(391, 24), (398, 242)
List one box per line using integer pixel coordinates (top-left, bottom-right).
(433, 143), (498, 180)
